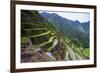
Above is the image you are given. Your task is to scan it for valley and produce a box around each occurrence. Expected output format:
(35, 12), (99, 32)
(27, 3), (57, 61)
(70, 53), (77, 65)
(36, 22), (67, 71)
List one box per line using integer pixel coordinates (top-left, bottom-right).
(21, 10), (90, 62)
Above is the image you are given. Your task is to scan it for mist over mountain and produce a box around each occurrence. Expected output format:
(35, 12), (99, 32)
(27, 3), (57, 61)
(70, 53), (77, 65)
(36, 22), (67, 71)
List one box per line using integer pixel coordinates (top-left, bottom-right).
(40, 12), (90, 48)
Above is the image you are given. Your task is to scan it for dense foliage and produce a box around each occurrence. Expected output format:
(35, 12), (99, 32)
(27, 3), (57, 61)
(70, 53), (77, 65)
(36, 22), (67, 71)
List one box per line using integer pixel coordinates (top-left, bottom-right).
(21, 10), (89, 61)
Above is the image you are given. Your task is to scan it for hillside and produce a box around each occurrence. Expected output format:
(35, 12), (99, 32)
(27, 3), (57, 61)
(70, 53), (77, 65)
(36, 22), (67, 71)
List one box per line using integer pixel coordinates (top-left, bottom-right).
(40, 12), (90, 48)
(21, 10), (89, 62)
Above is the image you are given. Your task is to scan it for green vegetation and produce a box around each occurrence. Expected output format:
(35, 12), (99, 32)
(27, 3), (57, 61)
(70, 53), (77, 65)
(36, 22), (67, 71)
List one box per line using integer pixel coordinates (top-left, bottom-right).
(21, 10), (89, 61)
(83, 48), (90, 59)
(21, 37), (29, 44)
(47, 57), (54, 61)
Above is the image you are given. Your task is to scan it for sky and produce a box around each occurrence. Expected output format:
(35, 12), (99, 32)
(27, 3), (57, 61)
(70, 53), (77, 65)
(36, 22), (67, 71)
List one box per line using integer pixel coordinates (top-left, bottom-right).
(39, 11), (90, 23)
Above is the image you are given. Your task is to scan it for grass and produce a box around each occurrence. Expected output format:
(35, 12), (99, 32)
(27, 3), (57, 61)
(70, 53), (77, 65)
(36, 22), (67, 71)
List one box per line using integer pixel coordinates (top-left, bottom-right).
(21, 37), (29, 44)
(47, 57), (54, 61)
(83, 48), (90, 59)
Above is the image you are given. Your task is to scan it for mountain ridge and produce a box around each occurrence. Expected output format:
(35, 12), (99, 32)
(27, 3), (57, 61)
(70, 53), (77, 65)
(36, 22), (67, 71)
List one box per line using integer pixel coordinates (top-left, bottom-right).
(40, 12), (90, 48)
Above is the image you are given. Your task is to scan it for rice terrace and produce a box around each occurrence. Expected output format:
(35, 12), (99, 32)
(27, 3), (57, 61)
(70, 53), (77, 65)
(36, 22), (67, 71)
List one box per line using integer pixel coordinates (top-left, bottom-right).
(21, 10), (90, 62)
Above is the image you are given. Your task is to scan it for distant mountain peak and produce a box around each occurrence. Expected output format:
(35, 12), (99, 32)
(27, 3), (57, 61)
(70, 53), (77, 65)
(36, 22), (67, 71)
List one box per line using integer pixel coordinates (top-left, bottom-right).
(52, 13), (58, 15)
(75, 20), (80, 23)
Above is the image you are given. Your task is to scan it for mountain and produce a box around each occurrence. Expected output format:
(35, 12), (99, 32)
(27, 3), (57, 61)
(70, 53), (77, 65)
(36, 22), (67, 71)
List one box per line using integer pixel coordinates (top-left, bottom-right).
(81, 21), (90, 33)
(21, 10), (89, 62)
(40, 12), (90, 48)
